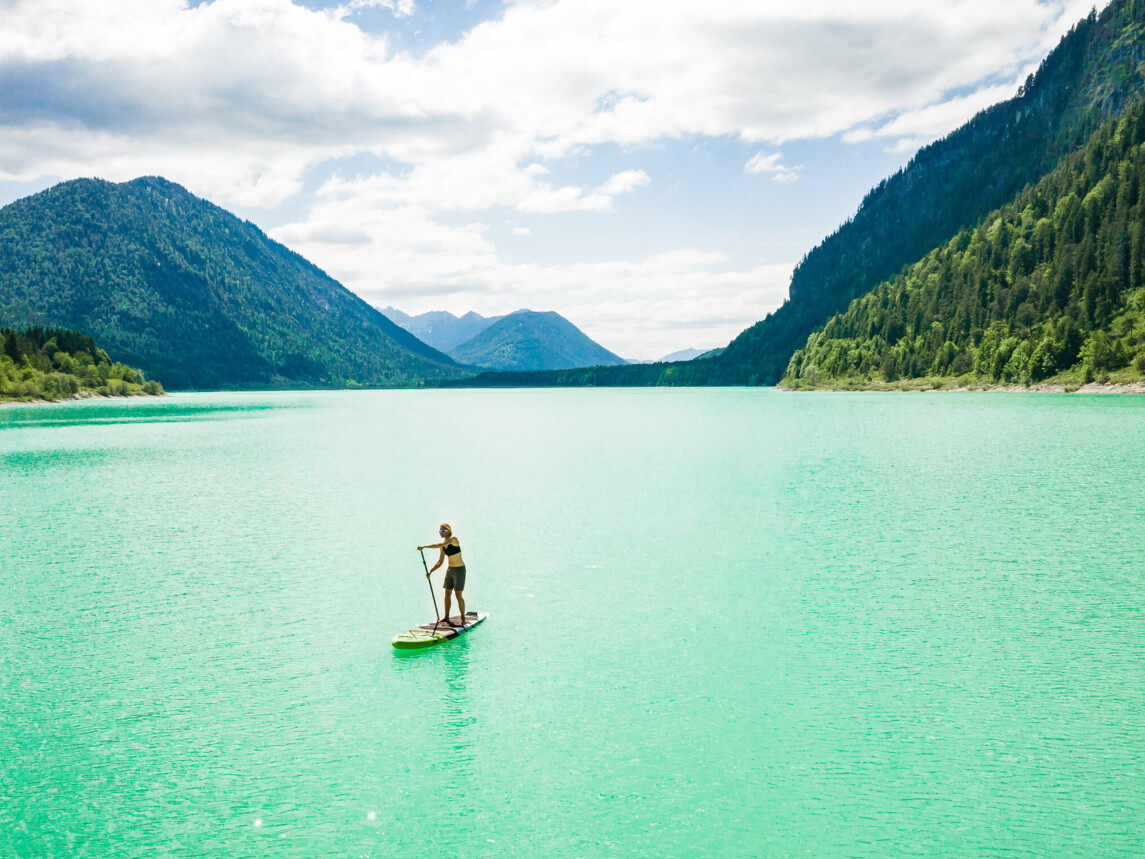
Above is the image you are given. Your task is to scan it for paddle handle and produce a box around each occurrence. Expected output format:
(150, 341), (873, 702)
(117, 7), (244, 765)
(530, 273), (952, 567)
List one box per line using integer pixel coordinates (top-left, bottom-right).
(419, 548), (441, 622)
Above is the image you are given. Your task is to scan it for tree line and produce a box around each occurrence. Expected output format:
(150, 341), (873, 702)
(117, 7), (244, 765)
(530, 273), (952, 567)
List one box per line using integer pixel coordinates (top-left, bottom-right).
(0, 176), (461, 391)
(718, 2), (1145, 386)
(452, 0), (1145, 389)
(783, 99), (1145, 388)
(1, 326), (164, 401)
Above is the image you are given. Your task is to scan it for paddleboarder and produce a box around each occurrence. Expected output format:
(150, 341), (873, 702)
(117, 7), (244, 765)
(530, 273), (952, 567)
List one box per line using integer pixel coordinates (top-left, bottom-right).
(417, 523), (466, 626)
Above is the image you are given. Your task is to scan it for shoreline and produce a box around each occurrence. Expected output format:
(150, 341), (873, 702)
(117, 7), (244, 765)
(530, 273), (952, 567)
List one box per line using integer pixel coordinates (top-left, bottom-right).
(0, 391), (166, 409)
(950, 381), (1145, 394)
(781, 380), (1145, 394)
(6, 383), (1145, 403)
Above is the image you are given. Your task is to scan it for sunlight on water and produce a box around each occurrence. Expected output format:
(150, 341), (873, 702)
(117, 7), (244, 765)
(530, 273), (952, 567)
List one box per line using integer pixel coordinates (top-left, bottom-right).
(2, 389), (1144, 857)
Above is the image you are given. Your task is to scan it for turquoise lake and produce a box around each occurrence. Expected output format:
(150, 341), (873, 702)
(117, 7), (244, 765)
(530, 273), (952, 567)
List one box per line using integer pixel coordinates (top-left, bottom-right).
(2, 389), (1143, 857)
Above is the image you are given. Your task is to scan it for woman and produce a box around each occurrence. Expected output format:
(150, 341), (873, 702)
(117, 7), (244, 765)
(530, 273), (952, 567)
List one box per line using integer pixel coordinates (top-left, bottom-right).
(417, 523), (467, 625)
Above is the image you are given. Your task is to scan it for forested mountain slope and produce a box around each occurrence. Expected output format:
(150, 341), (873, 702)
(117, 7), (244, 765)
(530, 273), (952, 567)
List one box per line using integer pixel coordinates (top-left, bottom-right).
(459, 0), (1145, 388)
(713, 1), (1145, 385)
(783, 101), (1145, 389)
(448, 310), (626, 371)
(0, 178), (464, 389)
(715, 0), (1145, 385)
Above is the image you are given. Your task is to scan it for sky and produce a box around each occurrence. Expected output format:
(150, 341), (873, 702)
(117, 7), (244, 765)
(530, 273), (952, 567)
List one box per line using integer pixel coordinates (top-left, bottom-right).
(0, 0), (1113, 360)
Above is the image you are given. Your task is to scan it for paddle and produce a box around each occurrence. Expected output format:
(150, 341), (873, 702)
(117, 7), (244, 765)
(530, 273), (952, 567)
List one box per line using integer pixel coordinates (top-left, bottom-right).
(419, 548), (442, 632)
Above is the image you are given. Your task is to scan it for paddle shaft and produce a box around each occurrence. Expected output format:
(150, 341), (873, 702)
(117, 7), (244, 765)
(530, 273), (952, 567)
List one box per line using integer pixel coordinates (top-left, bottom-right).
(419, 548), (441, 626)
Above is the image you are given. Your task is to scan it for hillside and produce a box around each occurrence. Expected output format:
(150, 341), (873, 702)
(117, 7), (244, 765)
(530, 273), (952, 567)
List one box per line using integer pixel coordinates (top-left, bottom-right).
(447, 310), (626, 371)
(1, 326), (163, 402)
(710, 1), (1145, 385)
(0, 178), (465, 389)
(514, 0), (1145, 388)
(712, 1), (1145, 385)
(380, 307), (500, 352)
(783, 101), (1145, 390)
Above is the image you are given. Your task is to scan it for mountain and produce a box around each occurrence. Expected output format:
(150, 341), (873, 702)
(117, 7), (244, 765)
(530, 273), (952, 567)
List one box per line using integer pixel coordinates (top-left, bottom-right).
(710, 0), (1145, 385)
(501, 0), (1145, 388)
(380, 307), (501, 352)
(447, 310), (626, 371)
(658, 347), (708, 362)
(0, 177), (464, 389)
(782, 100), (1145, 389)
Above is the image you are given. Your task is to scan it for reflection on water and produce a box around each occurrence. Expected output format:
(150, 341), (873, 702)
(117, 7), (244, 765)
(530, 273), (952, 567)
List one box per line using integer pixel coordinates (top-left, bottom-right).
(0, 394), (283, 429)
(393, 640), (476, 766)
(441, 644), (476, 764)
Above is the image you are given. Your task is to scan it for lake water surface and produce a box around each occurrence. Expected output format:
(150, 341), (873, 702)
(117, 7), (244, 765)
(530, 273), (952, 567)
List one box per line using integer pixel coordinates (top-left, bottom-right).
(2, 389), (1143, 857)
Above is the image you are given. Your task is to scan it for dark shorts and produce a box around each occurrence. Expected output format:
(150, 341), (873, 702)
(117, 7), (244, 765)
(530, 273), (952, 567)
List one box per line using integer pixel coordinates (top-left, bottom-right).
(443, 565), (466, 592)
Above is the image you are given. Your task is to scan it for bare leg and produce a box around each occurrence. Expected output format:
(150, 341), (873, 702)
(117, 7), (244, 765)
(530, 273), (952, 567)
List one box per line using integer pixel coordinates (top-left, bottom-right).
(443, 589), (454, 622)
(456, 590), (465, 620)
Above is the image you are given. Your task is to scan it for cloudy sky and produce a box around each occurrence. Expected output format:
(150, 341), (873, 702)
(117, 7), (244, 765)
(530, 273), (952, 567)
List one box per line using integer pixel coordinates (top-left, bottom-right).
(0, 0), (1110, 360)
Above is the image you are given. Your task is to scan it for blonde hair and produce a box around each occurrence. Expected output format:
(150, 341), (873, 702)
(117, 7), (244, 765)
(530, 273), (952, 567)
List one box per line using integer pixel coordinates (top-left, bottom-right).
(439, 523), (452, 534)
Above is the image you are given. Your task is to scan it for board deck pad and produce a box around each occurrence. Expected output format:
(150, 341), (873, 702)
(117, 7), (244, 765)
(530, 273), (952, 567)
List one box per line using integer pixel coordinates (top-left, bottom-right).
(392, 611), (487, 650)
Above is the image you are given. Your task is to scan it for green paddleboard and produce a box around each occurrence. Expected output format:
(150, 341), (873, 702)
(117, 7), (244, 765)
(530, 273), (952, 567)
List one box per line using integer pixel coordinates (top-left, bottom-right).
(392, 612), (487, 650)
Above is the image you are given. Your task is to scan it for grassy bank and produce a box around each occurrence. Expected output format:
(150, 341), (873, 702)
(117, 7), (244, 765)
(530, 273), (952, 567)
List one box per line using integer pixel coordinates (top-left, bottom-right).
(780, 364), (1145, 393)
(1, 326), (164, 404)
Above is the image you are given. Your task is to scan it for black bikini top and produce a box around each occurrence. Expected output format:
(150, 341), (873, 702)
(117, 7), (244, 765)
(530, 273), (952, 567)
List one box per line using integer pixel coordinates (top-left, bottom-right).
(443, 542), (461, 556)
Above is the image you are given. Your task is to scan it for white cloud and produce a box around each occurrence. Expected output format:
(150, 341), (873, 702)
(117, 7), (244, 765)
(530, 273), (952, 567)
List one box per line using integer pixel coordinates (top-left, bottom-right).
(745, 151), (801, 182)
(599, 169), (651, 197)
(274, 201), (501, 289)
(0, 0), (1106, 205)
(311, 157), (648, 216)
(0, 0), (1114, 356)
(745, 153), (783, 174)
(334, 0), (416, 20)
(272, 192), (792, 358)
(843, 80), (1027, 151)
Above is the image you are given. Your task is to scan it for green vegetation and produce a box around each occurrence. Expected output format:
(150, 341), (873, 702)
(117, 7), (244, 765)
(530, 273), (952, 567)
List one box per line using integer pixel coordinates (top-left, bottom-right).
(489, 0), (1145, 388)
(783, 100), (1145, 390)
(11, 4), (1145, 393)
(448, 310), (626, 372)
(443, 360), (712, 388)
(1, 326), (163, 402)
(720, 0), (1145, 386)
(0, 177), (466, 390)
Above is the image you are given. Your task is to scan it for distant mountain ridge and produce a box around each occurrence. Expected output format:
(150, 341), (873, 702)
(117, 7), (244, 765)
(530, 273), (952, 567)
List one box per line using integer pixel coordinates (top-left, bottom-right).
(657, 347), (709, 362)
(380, 307), (502, 352)
(447, 310), (627, 371)
(0, 177), (464, 389)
